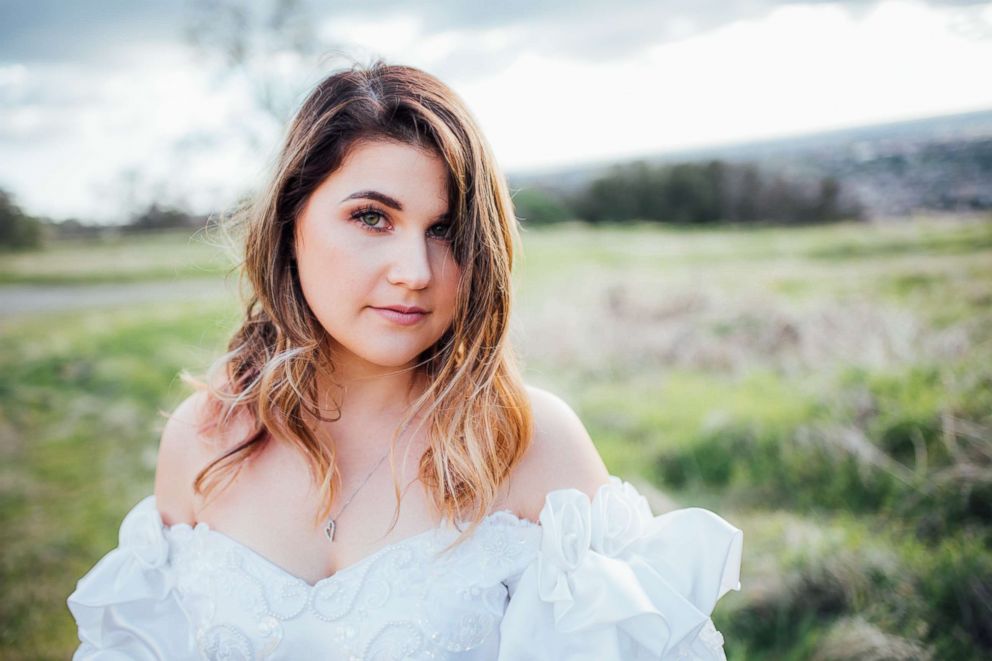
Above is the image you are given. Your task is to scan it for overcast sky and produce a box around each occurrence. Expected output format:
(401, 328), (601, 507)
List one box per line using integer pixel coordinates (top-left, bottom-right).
(1, 0), (991, 223)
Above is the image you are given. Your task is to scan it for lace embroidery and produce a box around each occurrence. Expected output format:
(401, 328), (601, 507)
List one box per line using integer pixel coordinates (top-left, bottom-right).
(198, 623), (255, 660)
(673, 619), (728, 660)
(698, 619), (727, 651)
(168, 510), (539, 659)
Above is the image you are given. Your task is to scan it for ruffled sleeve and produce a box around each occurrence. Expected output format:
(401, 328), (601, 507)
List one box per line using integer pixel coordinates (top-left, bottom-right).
(498, 477), (743, 660)
(66, 496), (198, 660)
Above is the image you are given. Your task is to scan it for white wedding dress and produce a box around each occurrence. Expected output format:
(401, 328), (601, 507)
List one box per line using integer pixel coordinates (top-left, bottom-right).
(67, 476), (743, 660)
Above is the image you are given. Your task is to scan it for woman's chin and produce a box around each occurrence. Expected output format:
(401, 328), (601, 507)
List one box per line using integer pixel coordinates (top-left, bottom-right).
(357, 347), (428, 370)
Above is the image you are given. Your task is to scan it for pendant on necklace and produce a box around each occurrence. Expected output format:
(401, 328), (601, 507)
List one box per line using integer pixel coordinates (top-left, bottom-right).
(324, 518), (336, 543)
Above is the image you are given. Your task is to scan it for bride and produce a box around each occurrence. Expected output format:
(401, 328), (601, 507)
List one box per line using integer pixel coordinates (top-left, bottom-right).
(67, 60), (743, 660)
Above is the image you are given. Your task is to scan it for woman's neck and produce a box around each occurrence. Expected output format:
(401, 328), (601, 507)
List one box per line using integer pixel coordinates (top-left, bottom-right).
(314, 356), (428, 431)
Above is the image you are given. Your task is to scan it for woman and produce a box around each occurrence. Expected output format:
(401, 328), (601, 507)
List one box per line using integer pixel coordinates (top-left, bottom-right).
(67, 61), (743, 660)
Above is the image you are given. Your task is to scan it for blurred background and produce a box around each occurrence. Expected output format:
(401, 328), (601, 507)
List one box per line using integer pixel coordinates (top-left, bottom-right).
(1, 1), (991, 659)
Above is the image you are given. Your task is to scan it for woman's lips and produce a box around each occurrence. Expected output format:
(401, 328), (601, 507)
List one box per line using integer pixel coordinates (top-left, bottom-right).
(372, 307), (428, 326)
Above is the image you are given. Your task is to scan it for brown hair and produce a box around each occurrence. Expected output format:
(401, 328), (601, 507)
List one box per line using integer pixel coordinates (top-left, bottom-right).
(181, 60), (532, 544)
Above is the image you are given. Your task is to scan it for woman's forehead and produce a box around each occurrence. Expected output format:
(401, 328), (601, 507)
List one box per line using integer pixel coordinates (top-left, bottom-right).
(325, 139), (450, 206)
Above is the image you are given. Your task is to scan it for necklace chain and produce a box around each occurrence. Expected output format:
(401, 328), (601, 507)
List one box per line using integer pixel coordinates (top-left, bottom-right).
(323, 418), (412, 543)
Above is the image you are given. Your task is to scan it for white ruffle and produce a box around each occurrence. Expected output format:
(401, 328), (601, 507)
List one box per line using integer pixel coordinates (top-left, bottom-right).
(497, 477), (743, 660)
(66, 496), (198, 660)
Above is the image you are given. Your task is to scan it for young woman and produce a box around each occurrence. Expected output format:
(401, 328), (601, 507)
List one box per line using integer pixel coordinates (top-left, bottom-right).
(67, 61), (743, 660)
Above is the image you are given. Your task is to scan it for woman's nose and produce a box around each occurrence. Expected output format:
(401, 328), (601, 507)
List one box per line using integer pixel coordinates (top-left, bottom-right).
(386, 234), (432, 289)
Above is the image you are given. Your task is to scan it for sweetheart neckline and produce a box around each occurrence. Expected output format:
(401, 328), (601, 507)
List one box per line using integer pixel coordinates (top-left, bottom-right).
(166, 506), (540, 590)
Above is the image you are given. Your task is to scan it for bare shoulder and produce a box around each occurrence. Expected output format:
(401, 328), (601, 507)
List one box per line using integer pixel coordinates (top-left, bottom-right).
(153, 390), (250, 526)
(504, 384), (610, 523)
(154, 391), (210, 526)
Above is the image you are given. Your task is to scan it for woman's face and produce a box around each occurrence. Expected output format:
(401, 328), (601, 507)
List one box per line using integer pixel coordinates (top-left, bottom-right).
(294, 139), (461, 374)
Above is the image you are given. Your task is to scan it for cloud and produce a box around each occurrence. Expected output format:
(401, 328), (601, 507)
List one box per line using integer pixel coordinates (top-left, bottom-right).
(2, 0), (988, 67)
(0, 0), (182, 64)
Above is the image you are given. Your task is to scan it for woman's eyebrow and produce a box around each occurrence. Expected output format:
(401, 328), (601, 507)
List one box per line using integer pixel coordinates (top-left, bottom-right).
(340, 190), (403, 211)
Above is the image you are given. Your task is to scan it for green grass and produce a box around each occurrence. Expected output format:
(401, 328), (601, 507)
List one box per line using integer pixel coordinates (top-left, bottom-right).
(716, 508), (991, 660)
(0, 229), (237, 285)
(2, 215), (991, 659)
(515, 216), (992, 659)
(517, 215), (992, 270)
(0, 299), (239, 659)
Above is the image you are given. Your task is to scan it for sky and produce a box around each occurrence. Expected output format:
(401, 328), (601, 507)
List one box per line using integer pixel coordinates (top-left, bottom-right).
(1, 0), (991, 223)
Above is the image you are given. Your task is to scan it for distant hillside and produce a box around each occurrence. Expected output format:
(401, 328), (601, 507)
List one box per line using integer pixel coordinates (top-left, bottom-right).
(509, 109), (992, 219)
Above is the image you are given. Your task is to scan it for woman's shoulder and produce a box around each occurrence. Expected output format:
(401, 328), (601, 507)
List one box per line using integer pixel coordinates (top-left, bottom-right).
(153, 389), (255, 527)
(503, 384), (611, 523)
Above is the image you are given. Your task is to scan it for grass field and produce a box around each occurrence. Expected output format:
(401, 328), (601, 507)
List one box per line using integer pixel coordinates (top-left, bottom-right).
(1, 215), (990, 659)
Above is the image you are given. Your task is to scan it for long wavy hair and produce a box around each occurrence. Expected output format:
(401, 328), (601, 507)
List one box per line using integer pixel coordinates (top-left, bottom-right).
(181, 61), (532, 544)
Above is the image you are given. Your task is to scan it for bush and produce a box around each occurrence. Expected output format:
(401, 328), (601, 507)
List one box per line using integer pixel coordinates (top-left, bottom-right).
(722, 516), (990, 659)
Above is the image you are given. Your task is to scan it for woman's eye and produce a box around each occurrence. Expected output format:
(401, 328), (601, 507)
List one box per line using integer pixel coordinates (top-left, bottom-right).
(429, 223), (452, 241)
(357, 211), (384, 227)
(350, 209), (450, 240)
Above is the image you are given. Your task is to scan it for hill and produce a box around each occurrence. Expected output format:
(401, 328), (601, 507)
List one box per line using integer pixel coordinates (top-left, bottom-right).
(510, 109), (992, 219)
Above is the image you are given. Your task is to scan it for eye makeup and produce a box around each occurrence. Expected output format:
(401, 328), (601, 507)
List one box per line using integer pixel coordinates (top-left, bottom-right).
(347, 204), (452, 241)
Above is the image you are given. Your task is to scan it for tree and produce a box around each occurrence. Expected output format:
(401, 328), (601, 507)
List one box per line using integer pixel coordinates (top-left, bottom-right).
(185, 0), (330, 128)
(0, 188), (43, 249)
(510, 188), (572, 225)
(570, 160), (862, 225)
(125, 203), (198, 232)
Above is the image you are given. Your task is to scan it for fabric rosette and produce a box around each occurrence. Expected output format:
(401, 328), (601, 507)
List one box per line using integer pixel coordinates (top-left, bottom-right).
(499, 477), (743, 660)
(67, 496), (199, 660)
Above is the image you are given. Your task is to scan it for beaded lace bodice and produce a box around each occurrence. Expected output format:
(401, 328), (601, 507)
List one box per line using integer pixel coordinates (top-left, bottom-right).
(68, 477), (743, 660)
(170, 508), (538, 659)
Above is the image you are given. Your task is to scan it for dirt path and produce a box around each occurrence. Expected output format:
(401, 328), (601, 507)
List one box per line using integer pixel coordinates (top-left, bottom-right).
(0, 278), (231, 316)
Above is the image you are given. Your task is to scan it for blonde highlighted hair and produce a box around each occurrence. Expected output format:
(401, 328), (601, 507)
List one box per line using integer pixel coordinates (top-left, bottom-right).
(182, 60), (532, 543)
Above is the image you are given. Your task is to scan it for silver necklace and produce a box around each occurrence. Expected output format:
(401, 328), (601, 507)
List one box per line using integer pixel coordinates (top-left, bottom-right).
(323, 419), (412, 543)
